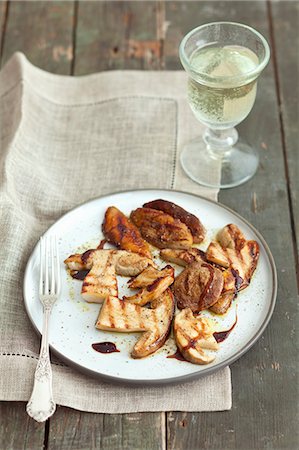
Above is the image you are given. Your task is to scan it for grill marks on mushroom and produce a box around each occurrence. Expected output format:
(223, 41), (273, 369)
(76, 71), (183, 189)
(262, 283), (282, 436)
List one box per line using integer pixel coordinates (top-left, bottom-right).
(206, 224), (259, 290)
(130, 207), (193, 249)
(64, 249), (154, 303)
(174, 309), (219, 364)
(160, 248), (207, 267)
(96, 289), (175, 358)
(173, 261), (224, 312)
(124, 265), (175, 307)
(143, 199), (206, 243)
(102, 206), (152, 259)
(81, 251), (118, 302)
(128, 265), (174, 289)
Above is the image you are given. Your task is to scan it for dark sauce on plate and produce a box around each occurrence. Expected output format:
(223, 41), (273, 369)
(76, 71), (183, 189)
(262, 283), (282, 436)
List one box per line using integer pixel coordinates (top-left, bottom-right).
(97, 239), (107, 249)
(231, 268), (243, 291)
(71, 269), (90, 280)
(92, 342), (120, 354)
(213, 315), (238, 343)
(167, 348), (188, 362)
(168, 313), (238, 361)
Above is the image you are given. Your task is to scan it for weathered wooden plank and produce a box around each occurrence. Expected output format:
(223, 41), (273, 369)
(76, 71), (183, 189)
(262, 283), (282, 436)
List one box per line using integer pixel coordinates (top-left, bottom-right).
(1, 0), (74, 74)
(164, 2), (298, 449)
(48, 408), (165, 450)
(0, 1), (8, 60)
(164, 0), (270, 70)
(0, 402), (45, 449)
(74, 0), (160, 74)
(271, 0), (299, 258)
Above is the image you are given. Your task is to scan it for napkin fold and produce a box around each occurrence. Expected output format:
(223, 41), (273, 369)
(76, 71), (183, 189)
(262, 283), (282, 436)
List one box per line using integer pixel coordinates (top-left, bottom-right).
(0, 53), (231, 412)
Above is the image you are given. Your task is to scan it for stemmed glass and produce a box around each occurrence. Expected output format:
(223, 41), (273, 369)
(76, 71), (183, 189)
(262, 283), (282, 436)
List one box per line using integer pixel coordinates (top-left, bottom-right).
(179, 22), (270, 188)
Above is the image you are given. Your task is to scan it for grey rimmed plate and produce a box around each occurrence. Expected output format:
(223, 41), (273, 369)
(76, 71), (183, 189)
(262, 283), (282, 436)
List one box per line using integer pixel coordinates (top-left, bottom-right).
(23, 189), (277, 384)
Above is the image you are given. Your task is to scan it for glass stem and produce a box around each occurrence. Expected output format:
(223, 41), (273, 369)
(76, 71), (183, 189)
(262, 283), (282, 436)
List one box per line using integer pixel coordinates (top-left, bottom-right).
(203, 127), (238, 159)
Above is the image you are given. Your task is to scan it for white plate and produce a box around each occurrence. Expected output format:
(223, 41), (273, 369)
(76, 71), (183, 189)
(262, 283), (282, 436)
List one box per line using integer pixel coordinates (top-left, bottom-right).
(23, 189), (277, 384)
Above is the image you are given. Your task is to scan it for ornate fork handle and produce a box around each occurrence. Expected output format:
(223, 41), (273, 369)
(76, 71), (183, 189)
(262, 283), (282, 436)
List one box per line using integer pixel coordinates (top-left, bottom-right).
(26, 304), (56, 422)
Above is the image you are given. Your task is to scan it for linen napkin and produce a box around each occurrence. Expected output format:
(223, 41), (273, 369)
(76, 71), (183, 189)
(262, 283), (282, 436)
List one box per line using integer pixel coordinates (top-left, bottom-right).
(0, 53), (231, 413)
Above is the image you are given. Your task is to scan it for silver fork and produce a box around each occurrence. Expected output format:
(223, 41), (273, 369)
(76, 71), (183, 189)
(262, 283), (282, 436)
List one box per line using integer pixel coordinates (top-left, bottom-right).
(26, 235), (61, 422)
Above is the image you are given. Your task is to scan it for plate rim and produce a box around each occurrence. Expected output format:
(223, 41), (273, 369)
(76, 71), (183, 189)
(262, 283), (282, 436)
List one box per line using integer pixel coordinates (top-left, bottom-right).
(23, 188), (277, 385)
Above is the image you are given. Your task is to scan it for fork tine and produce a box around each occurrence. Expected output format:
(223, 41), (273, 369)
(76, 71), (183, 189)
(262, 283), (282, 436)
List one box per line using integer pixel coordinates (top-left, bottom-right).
(50, 236), (55, 295)
(55, 236), (61, 294)
(39, 237), (44, 296)
(44, 237), (49, 294)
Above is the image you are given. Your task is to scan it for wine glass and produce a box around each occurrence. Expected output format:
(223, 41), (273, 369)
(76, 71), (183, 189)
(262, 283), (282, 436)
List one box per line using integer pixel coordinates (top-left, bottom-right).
(179, 22), (270, 188)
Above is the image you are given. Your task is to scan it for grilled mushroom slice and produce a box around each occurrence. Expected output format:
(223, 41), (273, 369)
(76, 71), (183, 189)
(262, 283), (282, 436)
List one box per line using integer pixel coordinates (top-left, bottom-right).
(124, 266), (174, 307)
(64, 251), (93, 272)
(128, 265), (174, 289)
(174, 309), (219, 364)
(102, 206), (151, 259)
(64, 249), (154, 303)
(81, 251), (118, 302)
(130, 207), (193, 249)
(143, 199), (206, 243)
(65, 249), (153, 275)
(173, 261), (223, 312)
(160, 248), (207, 267)
(209, 269), (236, 315)
(96, 289), (175, 358)
(206, 224), (259, 290)
(160, 248), (237, 315)
(113, 251), (155, 277)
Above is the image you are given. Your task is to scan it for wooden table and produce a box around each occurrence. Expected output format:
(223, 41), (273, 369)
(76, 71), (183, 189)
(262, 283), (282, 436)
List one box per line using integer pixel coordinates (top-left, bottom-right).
(0, 1), (298, 449)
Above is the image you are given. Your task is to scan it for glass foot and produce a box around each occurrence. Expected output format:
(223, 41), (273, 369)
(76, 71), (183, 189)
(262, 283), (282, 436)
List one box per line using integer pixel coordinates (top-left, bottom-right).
(180, 135), (259, 189)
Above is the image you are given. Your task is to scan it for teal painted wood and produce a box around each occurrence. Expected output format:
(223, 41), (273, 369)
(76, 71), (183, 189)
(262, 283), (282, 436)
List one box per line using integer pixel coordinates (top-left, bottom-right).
(271, 0), (299, 260)
(74, 0), (161, 74)
(48, 409), (165, 450)
(1, 0), (75, 74)
(0, 1), (8, 61)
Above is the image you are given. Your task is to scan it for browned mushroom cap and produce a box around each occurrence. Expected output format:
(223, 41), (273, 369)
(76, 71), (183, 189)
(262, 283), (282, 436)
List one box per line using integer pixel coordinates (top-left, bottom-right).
(173, 261), (223, 312)
(143, 199), (206, 243)
(102, 206), (152, 259)
(130, 207), (193, 249)
(160, 248), (207, 267)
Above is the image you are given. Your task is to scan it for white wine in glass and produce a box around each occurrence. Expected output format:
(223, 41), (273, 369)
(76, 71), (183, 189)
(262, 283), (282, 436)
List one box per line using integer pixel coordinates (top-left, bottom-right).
(179, 23), (270, 188)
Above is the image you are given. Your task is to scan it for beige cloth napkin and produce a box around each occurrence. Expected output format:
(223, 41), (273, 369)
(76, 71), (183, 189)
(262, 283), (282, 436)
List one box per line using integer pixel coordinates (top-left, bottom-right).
(0, 53), (231, 413)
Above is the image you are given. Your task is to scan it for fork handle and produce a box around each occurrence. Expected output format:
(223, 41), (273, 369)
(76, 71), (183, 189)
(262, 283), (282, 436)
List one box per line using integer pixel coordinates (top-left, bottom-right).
(26, 306), (56, 422)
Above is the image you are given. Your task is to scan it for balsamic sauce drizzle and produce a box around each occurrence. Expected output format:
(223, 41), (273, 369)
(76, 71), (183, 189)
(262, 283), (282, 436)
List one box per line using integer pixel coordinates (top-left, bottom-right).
(92, 342), (120, 354)
(213, 314), (238, 343)
(71, 269), (90, 280)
